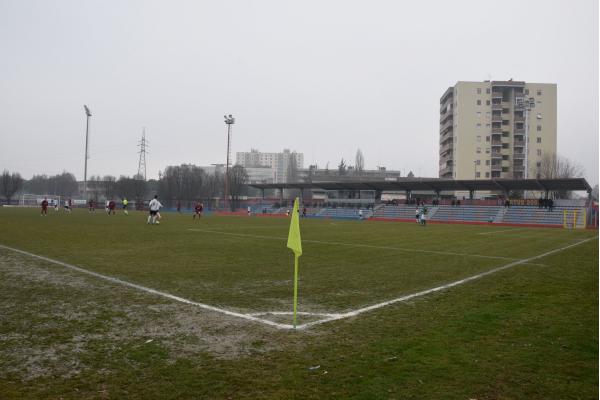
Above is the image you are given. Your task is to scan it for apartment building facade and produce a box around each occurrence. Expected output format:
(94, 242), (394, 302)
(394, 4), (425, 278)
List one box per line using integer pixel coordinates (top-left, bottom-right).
(236, 149), (304, 183)
(439, 80), (557, 181)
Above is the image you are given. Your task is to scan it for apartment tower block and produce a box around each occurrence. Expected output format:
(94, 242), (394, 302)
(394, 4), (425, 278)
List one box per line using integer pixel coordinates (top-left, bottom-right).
(439, 80), (557, 180)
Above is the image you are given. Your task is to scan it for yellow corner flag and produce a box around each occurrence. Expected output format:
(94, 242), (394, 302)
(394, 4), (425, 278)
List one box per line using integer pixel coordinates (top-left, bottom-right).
(287, 198), (302, 257)
(287, 198), (302, 328)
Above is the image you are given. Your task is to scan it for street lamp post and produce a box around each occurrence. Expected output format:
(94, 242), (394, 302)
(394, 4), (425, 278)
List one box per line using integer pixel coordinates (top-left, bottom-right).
(224, 114), (235, 210)
(83, 105), (92, 200)
(473, 160), (477, 199)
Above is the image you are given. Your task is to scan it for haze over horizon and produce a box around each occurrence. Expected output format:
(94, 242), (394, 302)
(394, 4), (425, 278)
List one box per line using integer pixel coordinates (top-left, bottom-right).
(1, 0), (598, 185)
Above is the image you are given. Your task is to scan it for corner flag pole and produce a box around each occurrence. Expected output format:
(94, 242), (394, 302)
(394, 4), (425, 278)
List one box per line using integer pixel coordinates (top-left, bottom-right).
(287, 197), (302, 329)
(293, 254), (299, 328)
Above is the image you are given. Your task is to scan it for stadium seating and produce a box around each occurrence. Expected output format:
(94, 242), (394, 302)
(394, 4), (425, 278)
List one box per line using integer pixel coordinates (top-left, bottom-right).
(431, 205), (502, 223)
(499, 205), (586, 226)
(372, 205), (436, 220)
(316, 208), (373, 219)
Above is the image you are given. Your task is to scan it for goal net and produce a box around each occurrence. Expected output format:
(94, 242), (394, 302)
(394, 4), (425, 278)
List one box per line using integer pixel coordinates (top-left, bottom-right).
(563, 209), (585, 229)
(19, 194), (62, 208)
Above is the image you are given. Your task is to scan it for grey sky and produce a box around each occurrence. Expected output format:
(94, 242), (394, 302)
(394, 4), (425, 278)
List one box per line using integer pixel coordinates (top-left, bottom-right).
(0, 0), (598, 185)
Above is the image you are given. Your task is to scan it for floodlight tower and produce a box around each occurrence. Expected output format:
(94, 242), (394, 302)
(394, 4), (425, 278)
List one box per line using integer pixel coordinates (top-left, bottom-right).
(224, 114), (235, 210)
(83, 105), (92, 199)
(516, 96), (535, 198)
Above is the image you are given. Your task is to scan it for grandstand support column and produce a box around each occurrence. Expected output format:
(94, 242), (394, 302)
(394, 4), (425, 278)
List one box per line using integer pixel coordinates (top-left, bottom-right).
(435, 190), (440, 201)
(375, 190), (382, 202)
(469, 190), (474, 199)
(279, 188), (283, 205)
(406, 190), (411, 201)
(300, 188), (304, 202)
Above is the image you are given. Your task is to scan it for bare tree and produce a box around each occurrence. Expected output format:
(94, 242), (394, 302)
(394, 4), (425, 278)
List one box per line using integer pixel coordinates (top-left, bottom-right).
(592, 184), (598, 202)
(355, 149), (364, 173)
(537, 153), (585, 198)
(228, 165), (248, 210)
(1, 170), (24, 205)
(338, 158), (347, 175)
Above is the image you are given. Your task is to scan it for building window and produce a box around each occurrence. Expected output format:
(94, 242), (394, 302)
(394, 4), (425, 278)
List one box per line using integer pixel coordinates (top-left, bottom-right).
(486, 160), (490, 165)
(537, 149), (542, 156)
(486, 88), (490, 94)
(486, 100), (490, 106)
(536, 161), (542, 168)
(485, 148), (490, 154)
(476, 123), (481, 129)
(537, 125), (542, 131)
(486, 136), (490, 142)
(537, 137), (542, 143)
(476, 160), (481, 165)
(477, 135), (481, 142)
(477, 88), (481, 94)
(525, 89), (529, 95)
(477, 100), (481, 106)
(537, 89), (542, 96)
(476, 172), (481, 178)
(485, 172), (490, 178)
(476, 147), (481, 153)
(502, 155), (509, 160)
(486, 123), (490, 128)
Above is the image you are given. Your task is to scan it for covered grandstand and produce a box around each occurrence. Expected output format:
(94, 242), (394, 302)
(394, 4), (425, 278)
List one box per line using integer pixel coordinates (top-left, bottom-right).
(249, 178), (596, 228)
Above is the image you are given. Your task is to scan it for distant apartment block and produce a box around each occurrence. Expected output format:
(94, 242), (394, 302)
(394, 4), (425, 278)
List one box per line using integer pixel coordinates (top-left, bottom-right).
(236, 149), (304, 183)
(439, 80), (557, 180)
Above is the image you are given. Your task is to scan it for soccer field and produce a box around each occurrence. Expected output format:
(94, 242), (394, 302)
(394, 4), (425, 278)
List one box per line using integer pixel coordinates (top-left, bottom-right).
(0, 207), (598, 399)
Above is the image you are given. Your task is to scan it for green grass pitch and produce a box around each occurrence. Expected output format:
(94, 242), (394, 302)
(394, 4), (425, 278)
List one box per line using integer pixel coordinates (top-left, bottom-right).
(0, 207), (597, 399)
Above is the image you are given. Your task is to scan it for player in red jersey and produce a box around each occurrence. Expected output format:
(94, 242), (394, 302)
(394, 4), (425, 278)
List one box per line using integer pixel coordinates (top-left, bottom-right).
(41, 198), (49, 216)
(108, 200), (116, 215)
(193, 201), (203, 220)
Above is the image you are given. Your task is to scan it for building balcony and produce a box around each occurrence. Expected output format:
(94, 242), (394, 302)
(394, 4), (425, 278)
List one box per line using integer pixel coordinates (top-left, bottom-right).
(514, 115), (525, 122)
(491, 115), (502, 122)
(439, 142), (453, 153)
(491, 91), (503, 99)
(514, 140), (525, 147)
(491, 140), (502, 146)
(439, 166), (453, 176)
(513, 165), (524, 172)
(439, 119), (454, 132)
(513, 153), (525, 160)
(491, 164), (502, 172)
(491, 127), (503, 133)
(491, 103), (503, 111)
(439, 112), (453, 123)
(514, 128), (525, 134)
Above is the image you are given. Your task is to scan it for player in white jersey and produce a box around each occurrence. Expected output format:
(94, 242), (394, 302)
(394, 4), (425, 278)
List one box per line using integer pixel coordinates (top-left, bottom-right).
(148, 195), (163, 225)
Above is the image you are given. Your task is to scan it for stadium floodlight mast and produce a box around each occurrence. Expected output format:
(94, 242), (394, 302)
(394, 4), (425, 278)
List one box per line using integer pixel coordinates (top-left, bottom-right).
(473, 160), (477, 199)
(516, 95), (535, 198)
(83, 105), (92, 200)
(224, 114), (235, 210)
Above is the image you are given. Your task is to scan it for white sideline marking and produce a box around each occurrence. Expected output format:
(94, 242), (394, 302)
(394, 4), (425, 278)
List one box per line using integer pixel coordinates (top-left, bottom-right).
(294, 236), (598, 329)
(476, 228), (527, 235)
(0, 236), (595, 331)
(0, 244), (294, 330)
(187, 228), (519, 261)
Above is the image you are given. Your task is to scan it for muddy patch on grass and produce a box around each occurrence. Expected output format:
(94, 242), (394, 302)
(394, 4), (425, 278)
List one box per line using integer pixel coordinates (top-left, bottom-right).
(0, 249), (311, 381)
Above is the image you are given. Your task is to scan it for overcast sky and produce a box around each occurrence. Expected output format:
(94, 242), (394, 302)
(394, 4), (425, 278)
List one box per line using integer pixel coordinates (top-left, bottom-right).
(0, 0), (598, 185)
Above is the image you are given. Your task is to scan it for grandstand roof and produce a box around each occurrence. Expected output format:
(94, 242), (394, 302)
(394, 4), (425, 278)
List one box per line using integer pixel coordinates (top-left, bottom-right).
(249, 178), (592, 193)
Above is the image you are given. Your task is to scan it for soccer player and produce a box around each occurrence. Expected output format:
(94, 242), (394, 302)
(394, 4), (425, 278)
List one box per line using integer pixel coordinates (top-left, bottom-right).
(88, 199), (95, 213)
(193, 201), (203, 220)
(122, 198), (129, 215)
(41, 198), (49, 216)
(247, 206), (252, 216)
(303, 207), (307, 218)
(415, 207), (420, 224)
(108, 200), (116, 215)
(358, 209), (363, 220)
(148, 195), (163, 224)
(64, 199), (71, 213)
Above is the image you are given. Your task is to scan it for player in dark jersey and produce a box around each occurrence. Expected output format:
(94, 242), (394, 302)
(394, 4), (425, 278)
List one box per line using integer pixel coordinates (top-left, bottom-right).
(193, 201), (203, 220)
(41, 198), (49, 216)
(108, 200), (116, 215)
(88, 199), (95, 213)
